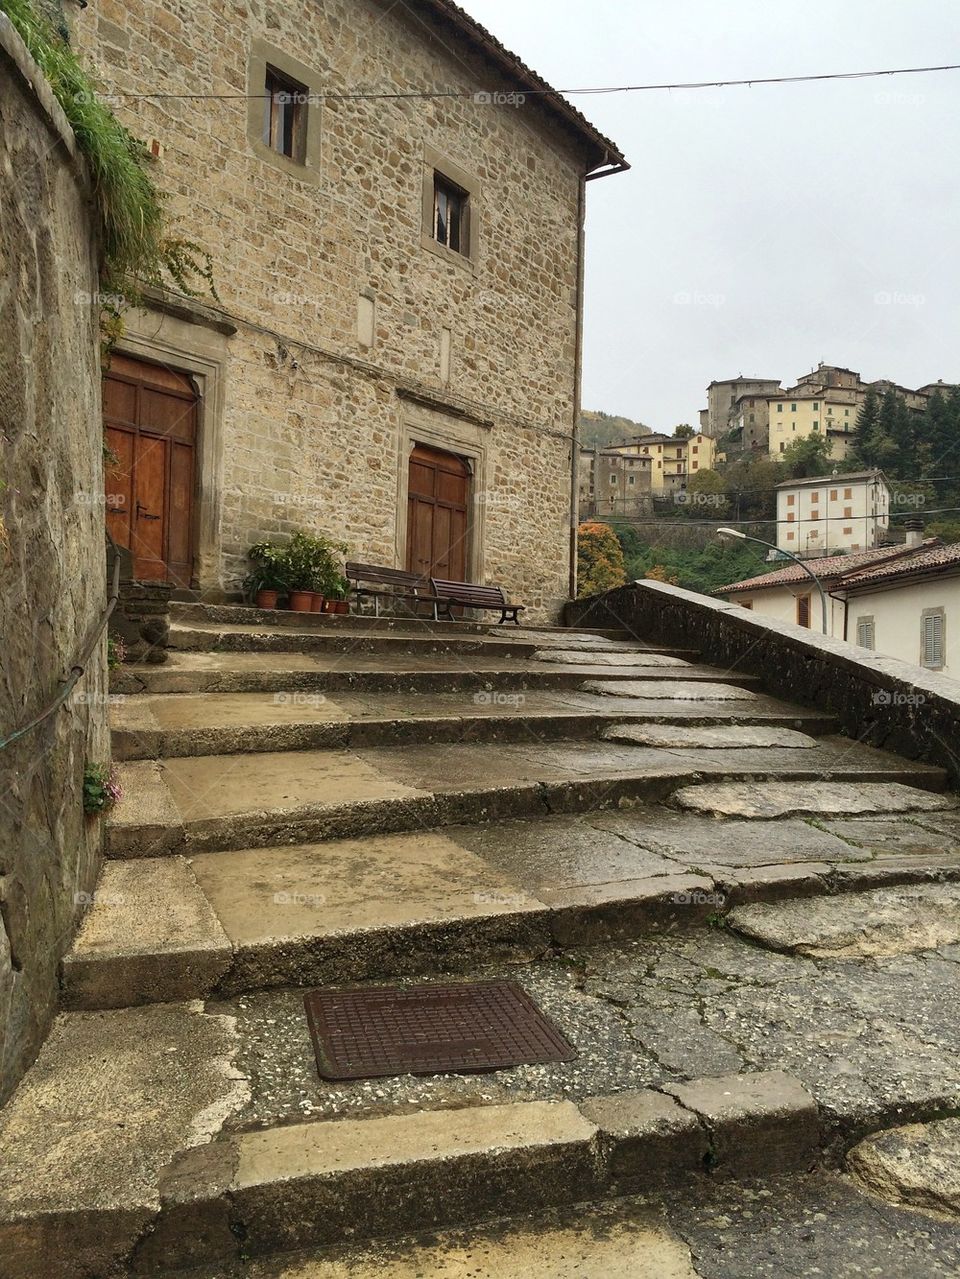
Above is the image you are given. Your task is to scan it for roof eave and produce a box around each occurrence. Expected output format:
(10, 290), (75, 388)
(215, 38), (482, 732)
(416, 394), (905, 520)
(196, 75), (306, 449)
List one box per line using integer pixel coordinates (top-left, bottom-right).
(417, 0), (629, 174)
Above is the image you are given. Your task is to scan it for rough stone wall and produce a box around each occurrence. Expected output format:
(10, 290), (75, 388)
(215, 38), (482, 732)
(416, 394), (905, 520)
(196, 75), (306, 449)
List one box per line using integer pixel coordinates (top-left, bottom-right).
(73, 0), (596, 619)
(0, 17), (107, 1103)
(567, 580), (960, 789)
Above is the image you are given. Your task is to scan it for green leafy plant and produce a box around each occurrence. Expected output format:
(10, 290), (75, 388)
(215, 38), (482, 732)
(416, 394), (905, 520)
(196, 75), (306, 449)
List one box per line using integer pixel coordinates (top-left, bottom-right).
(244, 541), (295, 596)
(1, 0), (218, 346)
(280, 532), (348, 595)
(82, 762), (122, 815)
(106, 633), (125, 669)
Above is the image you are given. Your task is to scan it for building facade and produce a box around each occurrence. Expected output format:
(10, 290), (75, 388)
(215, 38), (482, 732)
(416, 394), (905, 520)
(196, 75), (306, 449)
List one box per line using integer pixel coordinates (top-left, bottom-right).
(71, 0), (626, 619)
(578, 448), (652, 518)
(776, 470), (890, 555)
(595, 432), (718, 495)
(705, 364), (956, 460)
(718, 536), (958, 678)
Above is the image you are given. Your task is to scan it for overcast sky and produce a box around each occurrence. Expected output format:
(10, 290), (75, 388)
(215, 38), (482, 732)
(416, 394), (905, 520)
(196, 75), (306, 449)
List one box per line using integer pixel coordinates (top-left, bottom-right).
(461, 0), (960, 430)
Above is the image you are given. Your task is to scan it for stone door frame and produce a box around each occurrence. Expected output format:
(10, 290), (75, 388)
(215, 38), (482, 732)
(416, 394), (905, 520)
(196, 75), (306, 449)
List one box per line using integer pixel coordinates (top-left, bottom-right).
(111, 308), (230, 593)
(395, 403), (489, 585)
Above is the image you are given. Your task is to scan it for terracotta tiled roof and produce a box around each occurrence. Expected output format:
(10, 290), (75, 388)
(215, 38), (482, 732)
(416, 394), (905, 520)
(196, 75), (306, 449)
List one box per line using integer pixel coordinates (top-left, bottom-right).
(839, 540), (960, 589)
(417, 0), (628, 172)
(716, 543), (931, 595)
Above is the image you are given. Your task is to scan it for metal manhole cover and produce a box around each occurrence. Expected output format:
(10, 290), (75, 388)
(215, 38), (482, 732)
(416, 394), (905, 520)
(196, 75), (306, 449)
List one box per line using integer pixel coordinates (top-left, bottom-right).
(304, 980), (577, 1080)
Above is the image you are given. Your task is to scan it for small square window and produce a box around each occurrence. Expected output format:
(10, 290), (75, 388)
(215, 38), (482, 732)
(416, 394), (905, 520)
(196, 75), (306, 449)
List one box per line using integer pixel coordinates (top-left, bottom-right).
(812, 402), (819, 410)
(810, 493), (819, 503)
(844, 487), (852, 499)
(843, 506), (852, 518)
(433, 173), (469, 255)
(791, 403), (797, 412)
(263, 66), (307, 162)
(777, 404), (783, 412)
(830, 490), (838, 501)
(843, 526), (852, 534)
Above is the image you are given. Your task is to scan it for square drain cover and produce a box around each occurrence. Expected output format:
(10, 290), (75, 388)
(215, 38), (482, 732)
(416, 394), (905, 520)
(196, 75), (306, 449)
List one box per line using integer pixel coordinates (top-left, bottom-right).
(304, 980), (576, 1080)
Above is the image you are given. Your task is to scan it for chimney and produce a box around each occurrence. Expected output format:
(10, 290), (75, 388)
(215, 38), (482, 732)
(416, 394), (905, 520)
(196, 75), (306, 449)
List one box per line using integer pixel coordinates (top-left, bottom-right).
(904, 517), (924, 549)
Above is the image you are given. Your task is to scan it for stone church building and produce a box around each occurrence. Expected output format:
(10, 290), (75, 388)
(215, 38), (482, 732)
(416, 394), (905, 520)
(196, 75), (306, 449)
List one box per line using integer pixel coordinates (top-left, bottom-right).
(70, 0), (627, 618)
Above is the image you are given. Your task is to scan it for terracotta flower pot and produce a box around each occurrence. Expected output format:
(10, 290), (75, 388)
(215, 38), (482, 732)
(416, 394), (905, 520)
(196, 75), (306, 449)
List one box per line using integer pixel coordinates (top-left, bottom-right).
(334, 600), (350, 614)
(322, 598), (338, 613)
(309, 593), (325, 612)
(288, 590), (313, 612)
(255, 589), (279, 609)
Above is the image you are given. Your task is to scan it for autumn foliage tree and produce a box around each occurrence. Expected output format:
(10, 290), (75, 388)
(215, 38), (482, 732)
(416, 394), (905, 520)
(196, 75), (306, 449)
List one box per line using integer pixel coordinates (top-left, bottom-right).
(576, 521), (627, 598)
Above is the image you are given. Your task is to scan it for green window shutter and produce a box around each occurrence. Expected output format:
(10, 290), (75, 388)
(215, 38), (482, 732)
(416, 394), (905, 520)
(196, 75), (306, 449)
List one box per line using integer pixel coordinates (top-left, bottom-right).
(921, 613), (944, 668)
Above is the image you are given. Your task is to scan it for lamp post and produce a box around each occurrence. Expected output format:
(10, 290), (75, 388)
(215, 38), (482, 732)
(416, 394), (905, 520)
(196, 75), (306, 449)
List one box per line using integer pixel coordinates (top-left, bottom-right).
(716, 527), (829, 635)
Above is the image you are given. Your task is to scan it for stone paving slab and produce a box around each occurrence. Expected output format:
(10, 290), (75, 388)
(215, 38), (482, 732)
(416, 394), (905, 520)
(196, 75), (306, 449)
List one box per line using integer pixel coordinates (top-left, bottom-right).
(675, 780), (956, 819)
(603, 723), (818, 750)
(847, 1116), (960, 1217)
(0, 1001), (248, 1279)
(582, 679), (760, 701)
(729, 882), (960, 958)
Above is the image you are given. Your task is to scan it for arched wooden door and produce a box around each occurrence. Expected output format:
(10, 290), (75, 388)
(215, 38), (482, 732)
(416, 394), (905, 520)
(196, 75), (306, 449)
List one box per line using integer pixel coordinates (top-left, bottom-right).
(405, 444), (470, 581)
(103, 353), (198, 586)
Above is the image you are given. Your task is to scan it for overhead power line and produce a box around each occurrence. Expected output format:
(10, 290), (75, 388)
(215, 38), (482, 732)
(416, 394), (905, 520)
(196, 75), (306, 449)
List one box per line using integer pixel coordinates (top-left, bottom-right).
(109, 62), (960, 101)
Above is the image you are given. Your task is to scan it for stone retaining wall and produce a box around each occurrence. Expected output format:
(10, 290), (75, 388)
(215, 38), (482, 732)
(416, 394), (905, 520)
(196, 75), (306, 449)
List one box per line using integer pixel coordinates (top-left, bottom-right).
(0, 15), (107, 1103)
(566, 580), (960, 789)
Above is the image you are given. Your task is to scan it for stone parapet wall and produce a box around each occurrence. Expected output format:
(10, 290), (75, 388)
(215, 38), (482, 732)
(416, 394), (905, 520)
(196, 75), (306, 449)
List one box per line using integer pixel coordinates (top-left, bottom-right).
(567, 580), (960, 789)
(0, 15), (107, 1103)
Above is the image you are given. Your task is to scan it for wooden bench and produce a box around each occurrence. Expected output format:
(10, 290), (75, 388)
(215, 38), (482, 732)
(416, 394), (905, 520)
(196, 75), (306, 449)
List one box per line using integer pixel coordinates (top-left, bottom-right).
(345, 563), (441, 618)
(430, 578), (525, 625)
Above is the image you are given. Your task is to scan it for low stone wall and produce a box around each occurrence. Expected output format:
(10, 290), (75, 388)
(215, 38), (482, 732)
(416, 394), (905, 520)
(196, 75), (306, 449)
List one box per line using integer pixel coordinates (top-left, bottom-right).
(567, 580), (960, 789)
(0, 16), (107, 1103)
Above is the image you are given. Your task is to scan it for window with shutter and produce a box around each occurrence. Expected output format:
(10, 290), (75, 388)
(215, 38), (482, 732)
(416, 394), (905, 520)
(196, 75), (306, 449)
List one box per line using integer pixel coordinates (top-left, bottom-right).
(856, 617), (875, 650)
(796, 594), (811, 628)
(921, 610), (945, 669)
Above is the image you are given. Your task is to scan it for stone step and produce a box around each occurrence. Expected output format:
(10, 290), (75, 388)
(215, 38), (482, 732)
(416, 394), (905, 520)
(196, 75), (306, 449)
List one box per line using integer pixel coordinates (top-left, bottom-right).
(62, 807), (960, 1010)
(167, 620), (674, 660)
(15, 892), (960, 1276)
(170, 601), (629, 640)
(109, 684), (825, 761)
(104, 738), (950, 859)
(112, 648), (710, 696)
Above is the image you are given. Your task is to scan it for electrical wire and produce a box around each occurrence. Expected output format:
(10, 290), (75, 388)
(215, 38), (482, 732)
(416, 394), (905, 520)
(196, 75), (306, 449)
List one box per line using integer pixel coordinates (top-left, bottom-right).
(108, 62), (960, 101)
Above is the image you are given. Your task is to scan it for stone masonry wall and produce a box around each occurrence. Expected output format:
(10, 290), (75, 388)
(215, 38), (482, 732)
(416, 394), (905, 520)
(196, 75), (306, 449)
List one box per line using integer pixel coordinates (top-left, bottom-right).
(0, 17), (108, 1103)
(567, 580), (960, 789)
(72, 0), (598, 619)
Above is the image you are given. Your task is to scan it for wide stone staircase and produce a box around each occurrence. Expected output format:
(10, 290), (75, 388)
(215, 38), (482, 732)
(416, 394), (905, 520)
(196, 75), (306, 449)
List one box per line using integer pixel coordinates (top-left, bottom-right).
(2, 602), (960, 1277)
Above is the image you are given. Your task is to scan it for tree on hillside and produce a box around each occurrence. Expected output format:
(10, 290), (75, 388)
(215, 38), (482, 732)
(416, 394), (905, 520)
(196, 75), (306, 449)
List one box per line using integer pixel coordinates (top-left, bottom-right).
(679, 468), (728, 516)
(644, 564), (680, 585)
(577, 521), (627, 598)
(781, 433), (834, 478)
(851, 387), (881, 467)
(722, 456), (782, 522)
(673, 424), (695, 439)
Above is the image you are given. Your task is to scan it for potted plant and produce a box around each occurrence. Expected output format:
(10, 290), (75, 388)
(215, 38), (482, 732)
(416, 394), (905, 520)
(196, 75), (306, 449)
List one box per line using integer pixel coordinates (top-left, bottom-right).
(245, 541), (293, 609)
(323, 574), (351, 614)
(279, 531), (345, 612)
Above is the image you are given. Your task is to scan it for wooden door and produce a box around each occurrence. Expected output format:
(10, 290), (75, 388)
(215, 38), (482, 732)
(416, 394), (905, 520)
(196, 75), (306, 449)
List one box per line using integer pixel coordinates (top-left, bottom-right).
(405, 445), (470, 581)
(103, 353), (198, 585)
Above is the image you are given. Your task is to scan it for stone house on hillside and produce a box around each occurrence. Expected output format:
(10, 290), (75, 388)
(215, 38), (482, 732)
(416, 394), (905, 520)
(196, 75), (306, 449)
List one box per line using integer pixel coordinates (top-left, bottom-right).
(70, 0), (627, 619)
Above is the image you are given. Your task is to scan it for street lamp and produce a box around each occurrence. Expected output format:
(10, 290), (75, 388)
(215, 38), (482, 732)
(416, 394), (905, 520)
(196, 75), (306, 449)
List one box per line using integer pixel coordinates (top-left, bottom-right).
(716, 527), (829, 635)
